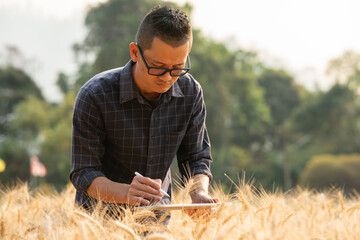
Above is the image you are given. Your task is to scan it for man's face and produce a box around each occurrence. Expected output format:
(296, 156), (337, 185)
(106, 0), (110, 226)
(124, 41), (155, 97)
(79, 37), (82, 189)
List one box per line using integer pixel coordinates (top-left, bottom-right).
(131, 37), (191, 100)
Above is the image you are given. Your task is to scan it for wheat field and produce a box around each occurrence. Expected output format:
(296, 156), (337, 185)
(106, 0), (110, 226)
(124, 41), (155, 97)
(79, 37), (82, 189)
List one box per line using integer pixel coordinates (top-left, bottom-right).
(0, 180), (359, 240)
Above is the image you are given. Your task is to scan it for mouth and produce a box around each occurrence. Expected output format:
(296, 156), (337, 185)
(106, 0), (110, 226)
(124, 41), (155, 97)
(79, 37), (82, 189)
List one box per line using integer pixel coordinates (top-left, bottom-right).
(156, 81), (172, 87)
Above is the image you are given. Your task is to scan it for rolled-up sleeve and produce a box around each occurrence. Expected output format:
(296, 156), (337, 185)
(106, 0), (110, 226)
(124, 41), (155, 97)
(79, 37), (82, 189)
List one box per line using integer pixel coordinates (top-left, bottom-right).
(70, 88), (106, 195)
(177, 84), (213, 183)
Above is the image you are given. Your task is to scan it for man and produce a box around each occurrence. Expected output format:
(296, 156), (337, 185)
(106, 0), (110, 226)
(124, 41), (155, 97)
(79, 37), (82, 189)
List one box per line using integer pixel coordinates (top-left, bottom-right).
(70, 6), (218, 221)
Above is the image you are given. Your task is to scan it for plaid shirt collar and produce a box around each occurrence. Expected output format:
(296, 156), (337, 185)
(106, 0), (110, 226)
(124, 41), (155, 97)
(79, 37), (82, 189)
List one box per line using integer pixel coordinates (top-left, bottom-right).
(119, 60), (184, 104)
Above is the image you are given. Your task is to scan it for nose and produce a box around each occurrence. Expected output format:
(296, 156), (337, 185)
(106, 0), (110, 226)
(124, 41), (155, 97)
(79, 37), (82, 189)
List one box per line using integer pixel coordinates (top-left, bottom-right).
(159, 71), (172, 81)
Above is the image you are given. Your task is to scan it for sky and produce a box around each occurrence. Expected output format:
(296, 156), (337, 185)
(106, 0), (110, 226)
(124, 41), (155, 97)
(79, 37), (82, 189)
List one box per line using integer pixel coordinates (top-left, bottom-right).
(1, 0), (359, 101)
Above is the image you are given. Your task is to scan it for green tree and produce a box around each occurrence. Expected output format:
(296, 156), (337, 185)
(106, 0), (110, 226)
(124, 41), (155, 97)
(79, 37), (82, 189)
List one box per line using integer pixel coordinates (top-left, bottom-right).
(0, 96), (50, 184)
(190, 30), (271, 150)
(257, 69), (304, 190)
(288, 51), (360, 188)
(299, 154), (360, 193)
(292, 83), (360, 153)
(326, 50), (360, 86)
(0, 66), (43, 135)
(258, 70), (302, 128)
(38, 92), (75, 189)
(56, 72), (70, 95)
(0, 137), (29, 184)
(73, 0), (169, 89)
(0, 48), (44, 184)
(10, 96), (51, 141)
(6, 91), (75, 189)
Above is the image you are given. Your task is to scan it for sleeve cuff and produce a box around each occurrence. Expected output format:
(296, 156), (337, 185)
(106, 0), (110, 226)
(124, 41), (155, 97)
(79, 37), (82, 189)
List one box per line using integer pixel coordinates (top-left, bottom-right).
(71, 168), (105, 195)
(179, 159), (213, 184)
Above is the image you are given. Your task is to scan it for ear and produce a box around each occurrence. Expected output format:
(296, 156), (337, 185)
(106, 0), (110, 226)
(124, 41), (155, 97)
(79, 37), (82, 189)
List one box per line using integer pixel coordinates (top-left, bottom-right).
(129, 42), (139, 62)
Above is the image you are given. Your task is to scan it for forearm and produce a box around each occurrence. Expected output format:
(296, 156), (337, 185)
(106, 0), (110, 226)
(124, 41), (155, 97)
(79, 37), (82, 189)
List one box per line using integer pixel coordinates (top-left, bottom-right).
(87, 177), (130, 203)
(87, 175), (163, 206)
(185, 174), (219, 221)
(189, 174), (210, 199)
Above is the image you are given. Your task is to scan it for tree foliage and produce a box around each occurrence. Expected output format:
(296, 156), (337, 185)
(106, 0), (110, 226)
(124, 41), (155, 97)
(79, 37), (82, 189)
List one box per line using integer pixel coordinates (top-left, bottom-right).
(299, 154), (360, 193)
(0, 66), (43, 135)
(0, 48), (45, 184)
(73, 0), (167, 88)
(259, 70), (301, 127)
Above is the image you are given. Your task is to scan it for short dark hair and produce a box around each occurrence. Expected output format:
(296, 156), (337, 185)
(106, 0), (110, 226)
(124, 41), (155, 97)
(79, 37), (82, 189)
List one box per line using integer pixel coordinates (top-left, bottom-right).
(136, 6), (192, 50)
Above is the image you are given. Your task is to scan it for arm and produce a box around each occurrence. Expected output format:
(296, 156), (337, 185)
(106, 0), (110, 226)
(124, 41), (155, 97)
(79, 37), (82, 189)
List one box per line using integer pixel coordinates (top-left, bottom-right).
(189, 174), (219, 204)
(185, 174), (219, 222)
(87, 177), (129, 203)
(70, 89), (162, 206)
(189, 174), (210, 200)
(177, 83), (217, 203)
(88, 176), (163, 206)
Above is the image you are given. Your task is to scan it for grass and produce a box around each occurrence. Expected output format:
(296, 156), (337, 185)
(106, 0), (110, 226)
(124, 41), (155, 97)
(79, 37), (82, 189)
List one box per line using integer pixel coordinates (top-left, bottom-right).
(0, 180), (360, 240)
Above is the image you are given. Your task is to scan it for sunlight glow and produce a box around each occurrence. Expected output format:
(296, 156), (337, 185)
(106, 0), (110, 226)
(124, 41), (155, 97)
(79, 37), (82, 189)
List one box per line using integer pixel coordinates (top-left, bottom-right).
(0, 0), (106, 18)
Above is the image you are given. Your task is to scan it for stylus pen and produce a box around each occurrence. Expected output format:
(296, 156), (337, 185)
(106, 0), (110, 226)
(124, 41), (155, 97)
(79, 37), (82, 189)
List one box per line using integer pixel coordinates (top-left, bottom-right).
(134, 171), (170, 198)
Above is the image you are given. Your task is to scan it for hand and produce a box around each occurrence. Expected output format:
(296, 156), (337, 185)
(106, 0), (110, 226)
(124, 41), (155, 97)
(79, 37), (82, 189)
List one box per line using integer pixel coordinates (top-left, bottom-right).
(126, 175), (163, 206)
(184, 191), (220, 222)
(191, 190), (220, 204)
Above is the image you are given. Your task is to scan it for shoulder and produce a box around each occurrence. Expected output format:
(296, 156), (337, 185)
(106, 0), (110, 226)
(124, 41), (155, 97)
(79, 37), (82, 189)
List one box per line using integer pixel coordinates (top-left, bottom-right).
(75, 63), (132, 106)
(80, 67), (123, 96)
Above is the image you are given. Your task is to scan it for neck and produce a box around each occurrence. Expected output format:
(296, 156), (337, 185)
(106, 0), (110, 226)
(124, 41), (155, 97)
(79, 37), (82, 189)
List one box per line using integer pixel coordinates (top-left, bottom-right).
(143, 92), (161, 101)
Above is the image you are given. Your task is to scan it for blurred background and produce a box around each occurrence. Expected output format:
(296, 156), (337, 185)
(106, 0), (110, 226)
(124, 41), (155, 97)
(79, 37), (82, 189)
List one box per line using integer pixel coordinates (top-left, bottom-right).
(1, 0), (360, 193)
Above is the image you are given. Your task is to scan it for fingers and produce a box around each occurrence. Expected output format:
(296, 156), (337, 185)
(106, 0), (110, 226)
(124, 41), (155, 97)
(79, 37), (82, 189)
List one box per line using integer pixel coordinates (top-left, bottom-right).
(210, 197), (220, 203)
(135, 176), (162, 192)
(185, 193), (220, 222)
(128, 187), (162, 204)
(197, 197), (218, 203)
(127, 176), (163, 206)
(192, 193), (220, 204)
(127, 195), (151, 206)
(153, 178), (162, 186)
(132, 177), (162, 195)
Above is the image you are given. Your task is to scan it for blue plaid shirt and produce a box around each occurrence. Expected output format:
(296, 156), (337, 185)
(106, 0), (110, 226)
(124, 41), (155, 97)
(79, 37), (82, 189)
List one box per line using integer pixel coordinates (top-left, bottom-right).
(70, 60), (212, 207)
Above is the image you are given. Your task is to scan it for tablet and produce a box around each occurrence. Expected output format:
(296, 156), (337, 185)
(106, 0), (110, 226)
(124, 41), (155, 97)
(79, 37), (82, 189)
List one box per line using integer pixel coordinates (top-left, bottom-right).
(134, 202), (232, 210)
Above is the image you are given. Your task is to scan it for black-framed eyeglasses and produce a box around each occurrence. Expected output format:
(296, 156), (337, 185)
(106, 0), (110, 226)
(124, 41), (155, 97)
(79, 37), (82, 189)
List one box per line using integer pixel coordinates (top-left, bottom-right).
(137, 45), (191, 77)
